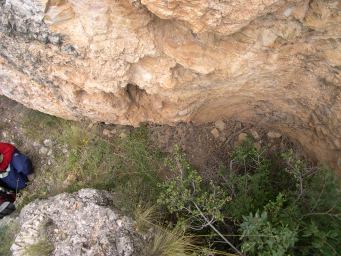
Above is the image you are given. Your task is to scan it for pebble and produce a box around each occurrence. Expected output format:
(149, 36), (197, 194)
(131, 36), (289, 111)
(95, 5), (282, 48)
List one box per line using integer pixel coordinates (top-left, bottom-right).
(210, 128), (220, 139)
(39, 147), (49, 155)
(235, 132), (248, 147)
(267, 131), (282, 139)
(119, 132), (128, 139)
(43, 139), (53, 147)
(116, 219), (123, 227)
(48, 35), (61, 45)
(103, 129), (113, 138)
(238, 133), (248, 143)
(250, 129), (260, 140)
(214, 120), (225, 131)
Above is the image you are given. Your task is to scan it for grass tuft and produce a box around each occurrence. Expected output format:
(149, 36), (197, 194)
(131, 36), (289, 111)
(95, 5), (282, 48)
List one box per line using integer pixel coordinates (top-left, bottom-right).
(24, 239), (54, 256)
(146, 226), (199, 256)
(0, 221), (19, 256)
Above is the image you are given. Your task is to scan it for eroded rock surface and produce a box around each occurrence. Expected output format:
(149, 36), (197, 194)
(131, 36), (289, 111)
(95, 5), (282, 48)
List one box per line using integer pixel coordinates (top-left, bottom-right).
(0, 0), (340, 170)
(11, 189), (145, 256)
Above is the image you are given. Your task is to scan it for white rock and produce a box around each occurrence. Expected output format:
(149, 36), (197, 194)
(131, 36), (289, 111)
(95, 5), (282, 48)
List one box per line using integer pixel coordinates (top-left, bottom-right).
(39, 147), (49, 155)
(11, 189), (145, 256)
(103, 129), (112, 137)
(214, 120), (225, 131)
(267, 131), (282, 139)
(210, 128), (220, 138)
(43, 139), (53, 147)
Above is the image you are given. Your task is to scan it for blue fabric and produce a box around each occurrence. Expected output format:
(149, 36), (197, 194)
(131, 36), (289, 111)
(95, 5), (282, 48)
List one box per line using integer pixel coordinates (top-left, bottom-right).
(0, 164), (28, 190)
(0, 151), (32, 191)
(11, 152), (33, 176)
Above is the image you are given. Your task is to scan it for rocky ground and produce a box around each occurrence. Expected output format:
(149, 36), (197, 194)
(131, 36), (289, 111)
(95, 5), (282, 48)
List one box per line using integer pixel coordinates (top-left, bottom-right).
(0, 94), (308, 184)
(0, 95), (320, 255)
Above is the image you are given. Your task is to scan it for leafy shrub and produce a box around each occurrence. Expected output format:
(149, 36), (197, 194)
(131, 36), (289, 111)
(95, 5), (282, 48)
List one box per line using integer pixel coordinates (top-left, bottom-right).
(239, 194), (298, 256)
(158, 146), (230, 226)
(157, 140), (341, 256)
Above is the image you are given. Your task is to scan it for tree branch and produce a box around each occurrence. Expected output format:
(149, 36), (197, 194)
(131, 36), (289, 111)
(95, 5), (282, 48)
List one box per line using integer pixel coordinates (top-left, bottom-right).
(193, 202), (245, 256)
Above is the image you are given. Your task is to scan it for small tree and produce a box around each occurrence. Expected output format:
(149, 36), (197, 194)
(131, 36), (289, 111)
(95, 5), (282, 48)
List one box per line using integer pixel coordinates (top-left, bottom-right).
(157, 146), (243, 255)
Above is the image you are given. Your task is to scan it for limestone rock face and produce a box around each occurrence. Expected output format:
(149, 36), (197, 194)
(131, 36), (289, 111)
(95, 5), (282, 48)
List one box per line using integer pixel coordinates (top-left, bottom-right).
(11, 189), (145, 256)
(0, 0), (340, 169)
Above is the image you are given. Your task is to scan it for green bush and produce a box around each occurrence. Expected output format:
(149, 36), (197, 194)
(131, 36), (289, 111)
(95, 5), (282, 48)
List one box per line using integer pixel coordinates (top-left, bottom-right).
(158, 146), (230, 226)
(239, 194), (298, 256)
(157, 140), (341, 255)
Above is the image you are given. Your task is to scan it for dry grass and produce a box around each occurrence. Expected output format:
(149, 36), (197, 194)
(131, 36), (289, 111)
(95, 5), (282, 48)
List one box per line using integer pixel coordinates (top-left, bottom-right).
(146, 225), (200, 256)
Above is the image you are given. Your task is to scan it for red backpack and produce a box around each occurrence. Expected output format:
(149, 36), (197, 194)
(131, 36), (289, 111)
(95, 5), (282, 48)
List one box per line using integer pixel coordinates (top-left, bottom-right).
(0, 143), (15, 172)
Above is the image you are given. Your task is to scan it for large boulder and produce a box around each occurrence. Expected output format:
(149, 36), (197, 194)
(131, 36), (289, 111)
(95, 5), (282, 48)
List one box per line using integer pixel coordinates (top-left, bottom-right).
(11, 189), (145, 256)
(0, 0), (340, 170)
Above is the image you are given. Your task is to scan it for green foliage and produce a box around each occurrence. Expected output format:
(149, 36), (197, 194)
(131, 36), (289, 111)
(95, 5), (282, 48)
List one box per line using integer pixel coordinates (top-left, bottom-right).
(21, 110), (71, 142)
(17, 124), (117, 208)
(0, 222), (19, 256)
(222, 138), (276, 221)
(240, 211), (297, 256)
(62, 127), (117, 193)
(293, 169), (341, 256)
(112, 126), (164, 213)
(234, 142), (341, 256)
(157, 139), (341, 256)
(24, 239), (54, 256)
(239, 194), (298, 256)
(18, 110), (164, 215)
(231, 137), (260, 167)
(158, 146), (230, 226)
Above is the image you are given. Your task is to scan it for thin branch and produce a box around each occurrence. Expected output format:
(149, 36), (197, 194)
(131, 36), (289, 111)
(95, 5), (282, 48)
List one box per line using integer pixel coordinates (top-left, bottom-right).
(309, 173), (327, 214)
(193, 202), (245, 256)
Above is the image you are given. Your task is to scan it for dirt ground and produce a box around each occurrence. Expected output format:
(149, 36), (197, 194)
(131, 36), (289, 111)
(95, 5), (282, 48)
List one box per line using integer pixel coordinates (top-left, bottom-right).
(0, 95), (306, 183)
